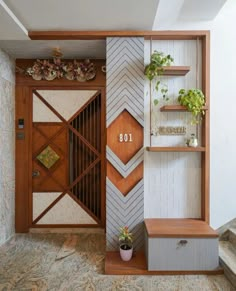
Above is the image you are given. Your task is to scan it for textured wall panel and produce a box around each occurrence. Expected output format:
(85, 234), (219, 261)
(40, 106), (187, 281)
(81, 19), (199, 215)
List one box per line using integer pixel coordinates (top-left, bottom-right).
(144, 40), (202, 219)
(106, 179), (144, 250)
(106, 37), (144, 251)
(0, 49), (15, 246)
(106, 37), (144, 127)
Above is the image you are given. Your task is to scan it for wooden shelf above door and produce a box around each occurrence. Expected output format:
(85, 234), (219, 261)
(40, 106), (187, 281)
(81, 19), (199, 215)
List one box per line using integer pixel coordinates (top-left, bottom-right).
(161, 66), (190, 76)
(160, 105), (209, 112)
(146, 147), (206, 152)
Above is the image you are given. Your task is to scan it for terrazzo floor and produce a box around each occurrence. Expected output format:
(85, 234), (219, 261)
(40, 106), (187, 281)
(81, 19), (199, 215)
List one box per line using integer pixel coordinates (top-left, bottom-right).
(0, 233), (234, 291)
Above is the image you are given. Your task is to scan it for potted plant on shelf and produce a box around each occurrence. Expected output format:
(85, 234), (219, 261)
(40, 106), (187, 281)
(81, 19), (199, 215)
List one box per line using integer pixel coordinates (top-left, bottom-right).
(145, 50), (174, 105)
(178, 88), (206, 124)
(118, 226), (133, 261)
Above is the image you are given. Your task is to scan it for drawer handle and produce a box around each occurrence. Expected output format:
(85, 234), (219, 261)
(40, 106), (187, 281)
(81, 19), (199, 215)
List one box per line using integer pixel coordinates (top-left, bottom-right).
(178, 240), (188, 246)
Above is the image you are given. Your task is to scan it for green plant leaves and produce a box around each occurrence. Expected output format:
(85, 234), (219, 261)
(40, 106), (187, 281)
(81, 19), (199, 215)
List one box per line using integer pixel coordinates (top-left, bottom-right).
(145, 51), (174, 104)
(178, 88), (205, 124)
(118, 226), (133, 244)
(153, 99), (159, 106)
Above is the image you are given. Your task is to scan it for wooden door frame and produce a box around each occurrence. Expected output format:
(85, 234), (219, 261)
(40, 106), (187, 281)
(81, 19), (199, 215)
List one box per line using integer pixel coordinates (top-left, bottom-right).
(16, 60), (106, 232)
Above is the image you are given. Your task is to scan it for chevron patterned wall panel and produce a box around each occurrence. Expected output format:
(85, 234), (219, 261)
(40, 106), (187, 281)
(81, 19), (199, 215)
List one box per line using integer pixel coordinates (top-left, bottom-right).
(106, 37), (144, 251)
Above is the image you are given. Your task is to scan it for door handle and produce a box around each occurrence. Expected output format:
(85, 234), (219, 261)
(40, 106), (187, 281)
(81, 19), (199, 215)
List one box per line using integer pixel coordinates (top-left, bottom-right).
(177, 240), (188, 247)
(32, 170), (40, 177)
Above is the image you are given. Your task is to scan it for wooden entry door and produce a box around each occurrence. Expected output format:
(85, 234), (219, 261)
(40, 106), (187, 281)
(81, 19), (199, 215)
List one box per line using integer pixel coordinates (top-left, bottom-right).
(31, 89), (105, 227)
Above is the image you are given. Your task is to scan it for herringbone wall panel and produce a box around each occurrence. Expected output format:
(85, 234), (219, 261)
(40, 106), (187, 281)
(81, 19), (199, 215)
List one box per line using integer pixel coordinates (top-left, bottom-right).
(106, 37), (144, 250)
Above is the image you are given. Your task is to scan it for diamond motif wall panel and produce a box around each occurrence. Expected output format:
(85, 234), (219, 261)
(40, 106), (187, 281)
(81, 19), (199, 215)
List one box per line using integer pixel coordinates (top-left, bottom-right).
(106, 37), (144, 251)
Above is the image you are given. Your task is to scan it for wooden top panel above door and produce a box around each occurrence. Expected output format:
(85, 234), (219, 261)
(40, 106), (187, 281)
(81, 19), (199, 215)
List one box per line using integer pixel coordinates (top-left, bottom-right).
(16, 59), (106, 87)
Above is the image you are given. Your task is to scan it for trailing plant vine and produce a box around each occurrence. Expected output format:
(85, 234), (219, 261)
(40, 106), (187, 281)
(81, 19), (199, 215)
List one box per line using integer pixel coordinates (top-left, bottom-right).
(178, 88), (206, 124)
(145, 51), (174, 104)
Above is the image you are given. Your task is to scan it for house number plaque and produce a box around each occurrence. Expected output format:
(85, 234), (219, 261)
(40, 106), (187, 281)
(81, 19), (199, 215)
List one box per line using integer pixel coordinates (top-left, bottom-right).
(158, 126), (186, 135)
(119, 133), (133, 142)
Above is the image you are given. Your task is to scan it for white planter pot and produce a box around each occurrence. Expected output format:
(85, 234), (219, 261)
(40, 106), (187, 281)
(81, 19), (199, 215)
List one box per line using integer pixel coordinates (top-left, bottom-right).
(120, 245), (133, 261)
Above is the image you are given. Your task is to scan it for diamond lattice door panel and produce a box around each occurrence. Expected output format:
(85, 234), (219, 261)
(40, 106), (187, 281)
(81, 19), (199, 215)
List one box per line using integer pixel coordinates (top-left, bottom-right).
(32, 90), (104, 226)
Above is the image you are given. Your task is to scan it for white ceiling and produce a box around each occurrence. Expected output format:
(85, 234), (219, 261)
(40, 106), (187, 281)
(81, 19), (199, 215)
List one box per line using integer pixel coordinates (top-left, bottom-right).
(0, 40), (106, 59)
(153, 0), (227, 29)
(4, 0), (159, 31)
(0, 0), (28, 40)
(0, 0), (228, 59)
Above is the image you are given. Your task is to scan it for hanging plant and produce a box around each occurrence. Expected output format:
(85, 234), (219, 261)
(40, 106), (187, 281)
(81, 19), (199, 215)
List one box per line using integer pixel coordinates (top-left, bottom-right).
(178, 88), (206, 124)
(145, 50), (174, 104)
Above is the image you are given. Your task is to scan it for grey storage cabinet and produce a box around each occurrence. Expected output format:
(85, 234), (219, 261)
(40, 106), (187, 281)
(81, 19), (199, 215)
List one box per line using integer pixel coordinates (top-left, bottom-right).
(144, 219), (219, 271)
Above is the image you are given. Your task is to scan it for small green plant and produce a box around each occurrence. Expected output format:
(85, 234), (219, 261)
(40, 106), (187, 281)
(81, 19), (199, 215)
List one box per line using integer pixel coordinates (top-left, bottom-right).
(119, 226), (133, 250)
(145, 51), (174, 105)
(178, 88), (205, 124)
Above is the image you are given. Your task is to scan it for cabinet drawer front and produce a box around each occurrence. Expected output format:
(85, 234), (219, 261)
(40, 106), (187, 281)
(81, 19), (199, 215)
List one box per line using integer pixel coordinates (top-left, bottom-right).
(148, 237), (219, 271)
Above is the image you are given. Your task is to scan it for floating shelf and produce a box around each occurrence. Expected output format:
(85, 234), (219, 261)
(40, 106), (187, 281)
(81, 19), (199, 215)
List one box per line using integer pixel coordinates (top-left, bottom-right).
(161, 66), (190, 76)
(146, 147), (206, 152)
(160, 105), (209, 112)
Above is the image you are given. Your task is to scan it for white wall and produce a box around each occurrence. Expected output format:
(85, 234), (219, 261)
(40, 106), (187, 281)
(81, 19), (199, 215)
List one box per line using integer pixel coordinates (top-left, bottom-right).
(151, 0), (236, 229)
(0, 49), (15, 245)
(144, 39), (202, 220)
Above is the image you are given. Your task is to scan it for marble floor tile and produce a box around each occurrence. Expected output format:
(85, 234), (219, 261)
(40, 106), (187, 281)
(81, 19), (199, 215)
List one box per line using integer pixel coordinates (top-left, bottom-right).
(0, 233), (234, 291)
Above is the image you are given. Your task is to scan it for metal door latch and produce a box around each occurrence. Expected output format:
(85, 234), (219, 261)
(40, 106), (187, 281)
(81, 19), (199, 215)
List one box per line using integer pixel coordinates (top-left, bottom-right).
(32, 170), (40, 177)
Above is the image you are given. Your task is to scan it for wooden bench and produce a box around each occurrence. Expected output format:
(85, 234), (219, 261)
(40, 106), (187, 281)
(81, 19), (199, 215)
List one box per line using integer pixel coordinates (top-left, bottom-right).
(144, 218), (219, 272)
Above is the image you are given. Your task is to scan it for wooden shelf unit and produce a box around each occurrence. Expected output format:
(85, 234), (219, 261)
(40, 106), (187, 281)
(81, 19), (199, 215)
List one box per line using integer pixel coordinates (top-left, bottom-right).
(146, 31), (210, 224)
(161, 66), (190, 76)
(146, 146), (206, 152)
(160, 105), (209, 112)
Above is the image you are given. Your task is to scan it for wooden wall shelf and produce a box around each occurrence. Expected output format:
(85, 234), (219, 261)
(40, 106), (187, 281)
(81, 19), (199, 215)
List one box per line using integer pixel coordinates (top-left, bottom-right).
(161, 66), (190, 76)
(160, 105), (209, 112)
(146, 147), (206, 152)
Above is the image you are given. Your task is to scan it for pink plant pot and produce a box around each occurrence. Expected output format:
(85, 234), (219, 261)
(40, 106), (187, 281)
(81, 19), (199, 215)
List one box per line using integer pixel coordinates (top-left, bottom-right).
(120, 246), (133, 261)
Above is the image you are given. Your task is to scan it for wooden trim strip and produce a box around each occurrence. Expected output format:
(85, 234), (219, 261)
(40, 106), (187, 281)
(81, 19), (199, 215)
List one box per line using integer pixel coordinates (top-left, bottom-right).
(201, 33), (210, 223)
(31, 224), (102, 228)
(28, 30), (210, 40)
(160, 105), (208, 112)
(100, 88), (106, 227)
(146, 147), (205, 152)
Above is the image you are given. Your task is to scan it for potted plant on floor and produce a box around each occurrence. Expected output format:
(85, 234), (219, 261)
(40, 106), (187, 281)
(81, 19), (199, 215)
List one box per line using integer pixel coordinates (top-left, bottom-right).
(119, 226), (133, 261)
